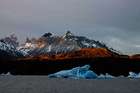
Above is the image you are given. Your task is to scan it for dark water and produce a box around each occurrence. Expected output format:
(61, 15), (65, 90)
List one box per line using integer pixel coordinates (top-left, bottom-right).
(0, 76), (140, 93)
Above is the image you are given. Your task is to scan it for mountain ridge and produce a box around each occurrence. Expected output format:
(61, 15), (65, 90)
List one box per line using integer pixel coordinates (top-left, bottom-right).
(1, 31), (139, 60)
(18, 31), (121, 57)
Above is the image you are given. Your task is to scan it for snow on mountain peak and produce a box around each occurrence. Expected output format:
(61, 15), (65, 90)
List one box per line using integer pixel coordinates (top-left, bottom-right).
(0, 41), (24, 57)
(16, 31), (120, 56)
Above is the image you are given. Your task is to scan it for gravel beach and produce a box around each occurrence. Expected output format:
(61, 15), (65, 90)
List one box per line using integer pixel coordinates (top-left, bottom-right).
(0, 76), (140, 93)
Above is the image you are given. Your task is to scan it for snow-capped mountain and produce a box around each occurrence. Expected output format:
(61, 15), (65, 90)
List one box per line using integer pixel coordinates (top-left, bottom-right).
(18, 31), (120, 56)
(17, 42), (37, 56)
(0, 41), (23, 58)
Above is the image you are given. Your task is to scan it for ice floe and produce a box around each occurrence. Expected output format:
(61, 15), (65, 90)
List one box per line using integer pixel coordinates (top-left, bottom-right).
(48, 65), (140, 79)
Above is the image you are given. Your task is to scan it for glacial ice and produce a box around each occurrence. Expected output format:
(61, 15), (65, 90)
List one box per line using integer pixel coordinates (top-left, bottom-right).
(128, 72), (140, 78)
(48, 65), (140, 79)
(48, 65), (114, 79)
(48, 65), (98, 79)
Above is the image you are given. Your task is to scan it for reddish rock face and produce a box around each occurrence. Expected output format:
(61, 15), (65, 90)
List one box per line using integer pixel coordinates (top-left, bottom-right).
(18, 48), (140, 61)
(130, 54), (140, 59)
(55, 48), (114, 59)
(19, 48), (118, 61)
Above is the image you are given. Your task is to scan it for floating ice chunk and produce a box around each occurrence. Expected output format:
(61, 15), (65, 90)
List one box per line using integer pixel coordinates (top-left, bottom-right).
(98, 73), (115, 79)
(1, 72), (12, 76)
(48, 65), (98, 79)
(128, 72), (140, 79)
(48, 65), (140, 79)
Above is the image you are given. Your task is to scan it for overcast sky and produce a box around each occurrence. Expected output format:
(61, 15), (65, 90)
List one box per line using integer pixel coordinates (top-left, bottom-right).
(0, 0), (140, 54)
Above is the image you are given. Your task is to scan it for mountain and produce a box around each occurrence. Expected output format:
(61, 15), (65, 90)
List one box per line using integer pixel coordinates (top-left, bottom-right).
(0, 41), (23, 60)
(18, 31), (120, 56)
(0, 31), (120, 59)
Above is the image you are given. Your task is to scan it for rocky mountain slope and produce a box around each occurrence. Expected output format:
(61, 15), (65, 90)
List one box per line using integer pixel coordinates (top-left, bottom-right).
(18, 31), (120, 57)
(0, 41), (23, 59)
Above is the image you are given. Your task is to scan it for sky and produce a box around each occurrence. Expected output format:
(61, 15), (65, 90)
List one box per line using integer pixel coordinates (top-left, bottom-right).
(0, 0), (140, 54)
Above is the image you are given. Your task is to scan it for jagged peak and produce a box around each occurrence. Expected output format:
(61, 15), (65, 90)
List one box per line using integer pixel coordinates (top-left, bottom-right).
(16, 31), (121, 56)
(42, 32), (53, 38)
(63, 30), (74, 39)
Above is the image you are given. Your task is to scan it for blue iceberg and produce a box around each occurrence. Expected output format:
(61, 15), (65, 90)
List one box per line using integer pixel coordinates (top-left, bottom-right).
(128, 72), (140, 79)
(48, 65), (114, 79)
(48, 65), (140, 79)
(48, 65), (98, 79)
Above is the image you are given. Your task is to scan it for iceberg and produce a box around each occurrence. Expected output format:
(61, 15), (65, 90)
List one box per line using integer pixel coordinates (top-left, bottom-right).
(48, 65), (116, 79)
(48, 65), (140, 79)
(128, 72), (140, 79)
(48, 65), (115, 79)
(48, 65), (98, 79)
(0, 72), (12, 76)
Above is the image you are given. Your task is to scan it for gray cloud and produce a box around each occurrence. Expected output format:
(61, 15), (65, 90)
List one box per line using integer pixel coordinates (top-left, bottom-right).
(0, 0), (140, 54)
